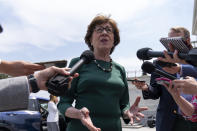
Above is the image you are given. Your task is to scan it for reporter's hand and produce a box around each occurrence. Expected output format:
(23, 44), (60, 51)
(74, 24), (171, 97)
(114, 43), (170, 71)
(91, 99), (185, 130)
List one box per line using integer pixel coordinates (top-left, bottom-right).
(162, 81), (180, 98)
(0, 60), (45, 76)
(173, 77), (197, 95)
(123, 96), (148, 125)
(158, 50), (188, 64)
(34, 66), (79, 91)
(162, 64), (181, 74)
(79, 107), (101, 131)
(131, 79), (148, 91)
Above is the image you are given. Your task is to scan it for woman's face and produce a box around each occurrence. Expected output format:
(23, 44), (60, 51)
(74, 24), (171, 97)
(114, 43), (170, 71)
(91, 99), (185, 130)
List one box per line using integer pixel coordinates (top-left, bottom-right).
(90, 22), (114, 53)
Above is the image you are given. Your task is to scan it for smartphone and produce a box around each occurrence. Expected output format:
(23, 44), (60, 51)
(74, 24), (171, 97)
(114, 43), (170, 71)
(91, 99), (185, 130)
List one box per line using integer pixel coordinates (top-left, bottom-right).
(160, 36), (190, 53)
(35, 60), (67, 68)
(155, 60), (177, 68)
(156, 77), (171, 86)
(127, 79), (146, 83)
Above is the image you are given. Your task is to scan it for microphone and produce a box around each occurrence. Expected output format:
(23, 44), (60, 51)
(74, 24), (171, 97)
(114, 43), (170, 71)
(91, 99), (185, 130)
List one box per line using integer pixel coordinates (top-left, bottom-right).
(141, 61), (176, 80)
(46, 50), (95, 96)
(137, 48), (187, 60)
(68, 50), (94, 75)
(0, 24), (3, 33)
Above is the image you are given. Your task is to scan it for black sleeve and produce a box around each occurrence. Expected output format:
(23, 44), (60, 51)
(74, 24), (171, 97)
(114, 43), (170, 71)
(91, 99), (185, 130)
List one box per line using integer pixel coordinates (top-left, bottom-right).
(142, 61), (164, 100)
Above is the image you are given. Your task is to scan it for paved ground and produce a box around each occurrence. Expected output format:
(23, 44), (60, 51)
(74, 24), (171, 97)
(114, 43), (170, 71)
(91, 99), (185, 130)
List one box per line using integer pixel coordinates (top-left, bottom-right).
(126, 75), (158, 126)
(122, 127), (155, 131)
(122, 75), (157, 131)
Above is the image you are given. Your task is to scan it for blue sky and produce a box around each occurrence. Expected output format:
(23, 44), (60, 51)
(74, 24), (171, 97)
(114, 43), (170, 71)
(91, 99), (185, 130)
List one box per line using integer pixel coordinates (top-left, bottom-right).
(0, 0), (196, 76)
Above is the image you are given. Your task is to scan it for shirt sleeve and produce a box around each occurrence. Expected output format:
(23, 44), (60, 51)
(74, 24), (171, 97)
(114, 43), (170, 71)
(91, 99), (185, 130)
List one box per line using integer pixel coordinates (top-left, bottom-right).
(48, 101), (57, 112)
(0, 76), (30, 112)
(180, 64), (197, 78)
(188, 96), (197, 122)
(142, 70), (162, 100)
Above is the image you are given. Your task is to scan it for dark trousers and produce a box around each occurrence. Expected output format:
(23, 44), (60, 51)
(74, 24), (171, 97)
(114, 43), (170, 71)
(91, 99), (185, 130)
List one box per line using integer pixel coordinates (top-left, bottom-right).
(173, 115), (197, 131)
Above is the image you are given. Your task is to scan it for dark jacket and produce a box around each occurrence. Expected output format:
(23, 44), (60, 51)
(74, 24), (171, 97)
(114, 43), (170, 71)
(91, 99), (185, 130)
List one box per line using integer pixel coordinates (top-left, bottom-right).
(142, 62), (178, 131)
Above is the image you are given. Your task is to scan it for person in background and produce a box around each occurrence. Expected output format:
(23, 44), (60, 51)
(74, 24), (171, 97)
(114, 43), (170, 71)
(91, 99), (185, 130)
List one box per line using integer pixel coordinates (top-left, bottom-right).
(58, 14), (148, 131)
(47, 95), (60, 131)
(132, 27), (195, 131)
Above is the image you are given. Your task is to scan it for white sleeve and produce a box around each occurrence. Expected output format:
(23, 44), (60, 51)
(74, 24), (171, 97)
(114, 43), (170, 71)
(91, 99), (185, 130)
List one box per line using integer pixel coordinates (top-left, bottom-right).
(48, 101), (57, 112)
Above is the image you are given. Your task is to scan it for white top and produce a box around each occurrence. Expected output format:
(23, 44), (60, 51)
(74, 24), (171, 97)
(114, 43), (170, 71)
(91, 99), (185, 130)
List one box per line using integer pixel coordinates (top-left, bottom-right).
(47, 101), (59, 122)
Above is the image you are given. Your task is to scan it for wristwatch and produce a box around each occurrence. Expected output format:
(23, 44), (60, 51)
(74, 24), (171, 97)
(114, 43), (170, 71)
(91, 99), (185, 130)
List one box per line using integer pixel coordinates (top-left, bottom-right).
(28, 74), (40, 93)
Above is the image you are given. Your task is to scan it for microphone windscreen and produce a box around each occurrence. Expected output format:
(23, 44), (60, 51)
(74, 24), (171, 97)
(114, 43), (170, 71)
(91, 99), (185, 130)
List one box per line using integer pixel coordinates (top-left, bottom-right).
(0, 24), (3, 33)
(137, 48), (152, 60)
(186, 48), (197, 66)
(80, 50), (95, 64)
(141, 61), (155, 74)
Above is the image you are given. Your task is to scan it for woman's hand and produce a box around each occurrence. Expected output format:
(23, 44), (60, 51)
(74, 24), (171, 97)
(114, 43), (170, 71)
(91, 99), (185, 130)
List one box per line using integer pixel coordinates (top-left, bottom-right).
(124, 96), (148, 124)
(162, 81), (180, 98)
(172, 77), (197, 95)
(79, 107), (101, 131)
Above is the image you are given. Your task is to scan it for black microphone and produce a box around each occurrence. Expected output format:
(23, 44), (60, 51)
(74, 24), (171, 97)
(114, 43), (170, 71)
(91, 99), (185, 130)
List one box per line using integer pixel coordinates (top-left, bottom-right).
(137, 48), (187, 60)
(68, 50), (94, 75)
(141, 61), (176, 80)
(0, 24), (3, 33)
(46, 50), (95, 96)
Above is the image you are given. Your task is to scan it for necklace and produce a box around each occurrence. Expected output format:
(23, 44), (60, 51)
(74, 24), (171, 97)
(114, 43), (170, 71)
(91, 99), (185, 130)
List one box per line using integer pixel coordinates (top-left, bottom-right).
(94, 59), (112, 72)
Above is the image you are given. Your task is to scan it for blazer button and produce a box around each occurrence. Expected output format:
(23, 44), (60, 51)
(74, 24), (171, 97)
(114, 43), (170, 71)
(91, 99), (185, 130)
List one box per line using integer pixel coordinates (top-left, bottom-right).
(173, 110), (177, 114)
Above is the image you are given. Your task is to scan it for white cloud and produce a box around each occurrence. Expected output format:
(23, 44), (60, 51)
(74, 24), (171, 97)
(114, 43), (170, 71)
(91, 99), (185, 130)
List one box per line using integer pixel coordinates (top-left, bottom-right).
(0, 0), (168, 52)
(2, 0), (193, 73)
(115, 56), (141, 70)
(114, 55), (156, 77)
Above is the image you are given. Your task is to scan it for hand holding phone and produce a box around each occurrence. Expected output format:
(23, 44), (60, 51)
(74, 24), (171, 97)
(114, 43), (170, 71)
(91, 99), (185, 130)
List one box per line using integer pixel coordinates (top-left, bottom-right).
(129, 79), (148, 91)
(156, 77), (171, 86)
(128, 79), (146, 83)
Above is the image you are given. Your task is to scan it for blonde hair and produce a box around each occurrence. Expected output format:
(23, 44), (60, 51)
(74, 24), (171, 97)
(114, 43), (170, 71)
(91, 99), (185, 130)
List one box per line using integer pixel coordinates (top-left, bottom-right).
(49, 95), (57, 102)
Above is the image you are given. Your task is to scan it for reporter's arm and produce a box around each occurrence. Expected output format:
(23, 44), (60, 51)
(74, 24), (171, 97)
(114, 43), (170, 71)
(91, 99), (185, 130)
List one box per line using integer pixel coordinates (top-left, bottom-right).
(0, 76), (30, 112)
(172, 94), (195, 116)
(0, 66), (78, 112)
(0, 60), (44, 77)
(164, 82), (195, 116)
(142, 65), (163, 100)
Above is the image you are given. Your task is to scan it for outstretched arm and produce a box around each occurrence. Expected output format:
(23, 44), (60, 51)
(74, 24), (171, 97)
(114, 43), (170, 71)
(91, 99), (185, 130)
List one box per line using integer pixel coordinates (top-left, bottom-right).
(65, 107), (101, 131)
(123, 96), (148, 124)
(0, 60), (45, 76)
